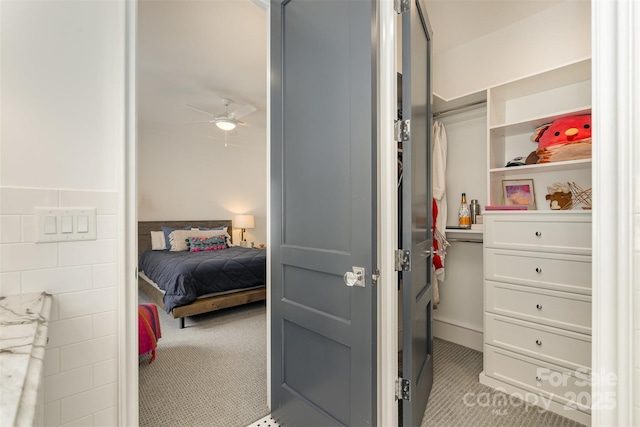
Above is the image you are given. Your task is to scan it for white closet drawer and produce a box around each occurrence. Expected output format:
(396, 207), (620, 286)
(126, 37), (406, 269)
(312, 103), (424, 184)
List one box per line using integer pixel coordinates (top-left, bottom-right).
(485, 249), (591, 294)
(484, 345), (591, 414)
(485, 314), (591, 371)
(484, 214), (591, 255)
(485, 281), (591, 334)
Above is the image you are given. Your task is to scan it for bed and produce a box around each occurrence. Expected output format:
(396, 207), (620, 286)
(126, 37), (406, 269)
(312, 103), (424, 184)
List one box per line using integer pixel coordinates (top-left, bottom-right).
(137, 220), (266, 328)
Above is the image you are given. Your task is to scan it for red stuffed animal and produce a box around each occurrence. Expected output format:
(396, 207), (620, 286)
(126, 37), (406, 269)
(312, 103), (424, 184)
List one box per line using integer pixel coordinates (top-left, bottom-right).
(531, 114), (592, 163)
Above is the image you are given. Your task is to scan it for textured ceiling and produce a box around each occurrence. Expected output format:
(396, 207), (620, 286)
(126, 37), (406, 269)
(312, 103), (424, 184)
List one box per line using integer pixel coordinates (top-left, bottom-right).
(137, 0), (565, 143)
(425, 0), (564, 55)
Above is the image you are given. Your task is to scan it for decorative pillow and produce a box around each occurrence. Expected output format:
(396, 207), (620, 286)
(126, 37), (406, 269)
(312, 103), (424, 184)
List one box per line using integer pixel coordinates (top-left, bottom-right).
(150, 231), (167, 250)
(161, 225), (191, 250)
(198, 226), (226, 231)
(168, 229), (227, 252)
(188, 236), (227, 252)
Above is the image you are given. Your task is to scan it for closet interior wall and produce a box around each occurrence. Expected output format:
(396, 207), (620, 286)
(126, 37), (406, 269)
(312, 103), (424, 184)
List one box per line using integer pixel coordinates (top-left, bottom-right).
(432, 105), (487, 351)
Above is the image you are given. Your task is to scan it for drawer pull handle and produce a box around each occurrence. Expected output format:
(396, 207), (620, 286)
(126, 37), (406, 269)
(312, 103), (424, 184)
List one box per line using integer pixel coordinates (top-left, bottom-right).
(535, 339), (542, 346)
(535, 231), (542, 237)
(535, 267), (542, 273)
(536, 304), (542, 310)
(535, 376), (542, 382)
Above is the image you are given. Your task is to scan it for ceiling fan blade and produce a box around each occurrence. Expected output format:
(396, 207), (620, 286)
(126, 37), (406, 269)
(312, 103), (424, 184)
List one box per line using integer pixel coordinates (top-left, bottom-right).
(186, 104), (215, 117)
(229, 104), (257, 120)
(183, 120), (211, 125)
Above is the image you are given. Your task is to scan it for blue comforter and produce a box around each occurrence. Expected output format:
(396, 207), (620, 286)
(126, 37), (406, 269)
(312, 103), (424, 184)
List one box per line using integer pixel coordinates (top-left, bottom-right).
(139, 247), (266, 313)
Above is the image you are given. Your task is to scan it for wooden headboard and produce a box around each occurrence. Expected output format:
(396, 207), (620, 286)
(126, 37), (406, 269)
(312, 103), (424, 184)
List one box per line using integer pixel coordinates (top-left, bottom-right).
(138, 220), (233, 257)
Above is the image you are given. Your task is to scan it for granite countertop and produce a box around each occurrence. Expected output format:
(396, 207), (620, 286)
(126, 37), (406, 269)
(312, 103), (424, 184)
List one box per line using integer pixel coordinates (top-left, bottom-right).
(0, 292), (52, 427)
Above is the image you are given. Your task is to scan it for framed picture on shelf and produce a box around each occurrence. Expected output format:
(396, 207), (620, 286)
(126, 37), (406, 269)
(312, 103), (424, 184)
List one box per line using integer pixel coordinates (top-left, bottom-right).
(502, 179), (536, 210)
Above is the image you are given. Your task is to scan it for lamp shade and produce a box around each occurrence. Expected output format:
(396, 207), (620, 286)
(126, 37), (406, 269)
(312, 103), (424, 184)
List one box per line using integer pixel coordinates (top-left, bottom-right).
(234, 214), (255, 229)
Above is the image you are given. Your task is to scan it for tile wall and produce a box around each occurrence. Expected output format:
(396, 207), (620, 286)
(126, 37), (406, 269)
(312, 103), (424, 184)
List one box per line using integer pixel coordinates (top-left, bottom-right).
(0, 186), (119, 426)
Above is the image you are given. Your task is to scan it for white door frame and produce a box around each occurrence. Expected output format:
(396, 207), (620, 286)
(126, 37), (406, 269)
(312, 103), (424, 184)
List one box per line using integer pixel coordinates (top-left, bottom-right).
(118, 1), (637, 426)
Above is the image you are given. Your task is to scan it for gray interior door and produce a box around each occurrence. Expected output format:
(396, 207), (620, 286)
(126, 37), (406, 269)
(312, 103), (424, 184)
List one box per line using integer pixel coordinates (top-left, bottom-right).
(270, 0), (377, 425)
(401, 0), (434, 425)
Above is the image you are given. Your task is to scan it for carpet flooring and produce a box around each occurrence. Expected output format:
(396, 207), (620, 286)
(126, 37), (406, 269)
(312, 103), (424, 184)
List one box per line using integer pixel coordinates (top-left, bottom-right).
(138, 290), (270, 427)
(138, 290), (586, 427)
(421, 338), (587, 427)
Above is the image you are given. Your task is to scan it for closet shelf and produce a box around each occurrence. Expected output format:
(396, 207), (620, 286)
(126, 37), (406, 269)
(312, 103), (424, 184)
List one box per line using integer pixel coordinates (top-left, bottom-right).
(489, 106), (592, 137)
(489, 159), (591, 176)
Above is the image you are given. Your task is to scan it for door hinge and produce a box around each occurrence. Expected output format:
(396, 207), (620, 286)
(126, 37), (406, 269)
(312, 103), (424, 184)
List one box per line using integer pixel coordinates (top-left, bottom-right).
(394, 249), (411, 271)
(394, 0), (410, 14)
(394, 119), (410, 142)
(371, 268), (380, 285)
(396, 377), (411, 401)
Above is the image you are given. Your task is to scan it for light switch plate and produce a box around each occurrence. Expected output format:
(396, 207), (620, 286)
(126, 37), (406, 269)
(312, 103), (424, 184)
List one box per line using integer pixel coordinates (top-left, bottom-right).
(35, 207), (97, 242)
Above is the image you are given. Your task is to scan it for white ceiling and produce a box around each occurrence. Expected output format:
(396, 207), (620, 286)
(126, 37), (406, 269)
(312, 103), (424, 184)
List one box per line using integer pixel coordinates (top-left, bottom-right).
(138, 0), (267, 146)
(137, 0), (563, 143)
(425, 0), (563, 55)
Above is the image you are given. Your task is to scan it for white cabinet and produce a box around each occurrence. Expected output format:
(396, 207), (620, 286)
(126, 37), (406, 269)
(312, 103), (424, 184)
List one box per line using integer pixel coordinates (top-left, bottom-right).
(480, 212), (592, 425)
(486, 58), (592, 209)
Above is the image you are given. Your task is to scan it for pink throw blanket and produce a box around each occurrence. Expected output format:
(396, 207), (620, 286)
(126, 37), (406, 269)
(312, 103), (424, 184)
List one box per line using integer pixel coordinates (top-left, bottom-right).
(138, 304), (161, 363)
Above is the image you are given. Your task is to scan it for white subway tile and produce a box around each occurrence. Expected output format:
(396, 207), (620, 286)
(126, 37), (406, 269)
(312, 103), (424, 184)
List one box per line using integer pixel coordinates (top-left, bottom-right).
(92, 263), (116, 289)
(0, 242), (57, 272)
(49, 295), (60, 321)
(44, 347), (60, 376)
(60, 335), (116, 371)
(59, 190), (117, 215)
(96, 215), (117, 240)
(60, 383), (116, 424)
(57, 288), (116, 319)
(93, 359), (117, 387)
(0, 187), (58, 215)
(44, 401), (61, 427)
(47, 316), (93, 348)
(44, 365), (92, 403)
(21, 215), (35, 242)
(22, 266), (92, 295)
(1, 215), (21, 243)
(61, 415), (93, 427)
(93, 406), (117, 427)
(0, 272), (21, 296)
(92, 311), (117, 338)
(59, 240), (116, 267)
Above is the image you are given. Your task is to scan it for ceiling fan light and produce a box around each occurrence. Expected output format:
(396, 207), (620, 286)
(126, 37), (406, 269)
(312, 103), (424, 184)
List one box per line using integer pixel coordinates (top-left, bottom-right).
(216, 120), (236, 131)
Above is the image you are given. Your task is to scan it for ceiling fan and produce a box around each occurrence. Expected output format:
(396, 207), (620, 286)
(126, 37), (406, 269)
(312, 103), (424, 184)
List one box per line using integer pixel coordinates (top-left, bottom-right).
(185, 98), (257, 131)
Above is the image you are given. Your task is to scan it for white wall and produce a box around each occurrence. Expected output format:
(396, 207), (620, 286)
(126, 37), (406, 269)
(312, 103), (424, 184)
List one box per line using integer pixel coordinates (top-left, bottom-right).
(0, 2), (124, 426)
(433, 0), (591, 101)
(137, 126), (268, 245)
(432, 107), (486, 350)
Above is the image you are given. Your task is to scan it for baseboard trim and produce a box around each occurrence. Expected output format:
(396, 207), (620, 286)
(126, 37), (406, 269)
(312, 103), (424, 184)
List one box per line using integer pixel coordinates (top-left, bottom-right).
(479, 372), (591, 426)
(433, 318), (483, 352)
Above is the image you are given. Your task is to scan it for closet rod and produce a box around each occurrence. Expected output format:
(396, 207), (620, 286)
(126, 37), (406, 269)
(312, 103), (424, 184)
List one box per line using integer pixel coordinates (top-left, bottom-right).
(433, 100), (486, 118)
(447, 238), (483, 244)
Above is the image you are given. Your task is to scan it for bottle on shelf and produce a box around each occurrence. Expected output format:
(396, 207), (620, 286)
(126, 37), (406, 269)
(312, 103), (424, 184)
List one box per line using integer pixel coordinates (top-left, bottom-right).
(458, 193), (471, 227)
(470, 199), (481, 224)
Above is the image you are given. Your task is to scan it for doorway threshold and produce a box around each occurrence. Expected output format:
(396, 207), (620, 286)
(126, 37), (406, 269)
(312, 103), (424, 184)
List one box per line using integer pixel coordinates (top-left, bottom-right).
(247, 414), (281, 427)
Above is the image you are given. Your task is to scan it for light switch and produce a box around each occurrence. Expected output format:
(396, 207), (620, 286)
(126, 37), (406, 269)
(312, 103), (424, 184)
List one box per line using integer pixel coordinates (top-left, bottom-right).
(36, 207), (96, 243)
(61, 216), (73, 233)
(44, 216), (57, 234)
(77, 215), (89, 233)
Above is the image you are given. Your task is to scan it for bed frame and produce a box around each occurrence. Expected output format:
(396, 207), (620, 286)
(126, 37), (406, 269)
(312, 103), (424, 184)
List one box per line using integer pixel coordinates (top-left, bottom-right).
(137, 220), (266, 328)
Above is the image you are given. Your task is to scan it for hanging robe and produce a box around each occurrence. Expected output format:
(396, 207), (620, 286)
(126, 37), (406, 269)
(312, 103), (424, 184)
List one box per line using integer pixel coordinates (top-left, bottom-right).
(432, 120), (448, 306)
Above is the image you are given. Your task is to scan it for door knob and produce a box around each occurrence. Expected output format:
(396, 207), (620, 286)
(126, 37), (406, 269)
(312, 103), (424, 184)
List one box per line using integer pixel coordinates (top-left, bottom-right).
(344, 266), (365, 287)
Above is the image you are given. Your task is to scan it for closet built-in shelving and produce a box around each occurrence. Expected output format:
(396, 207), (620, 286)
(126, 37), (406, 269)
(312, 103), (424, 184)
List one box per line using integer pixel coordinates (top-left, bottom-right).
(486, 58), (592, 208)
(435, 57), (593, 425)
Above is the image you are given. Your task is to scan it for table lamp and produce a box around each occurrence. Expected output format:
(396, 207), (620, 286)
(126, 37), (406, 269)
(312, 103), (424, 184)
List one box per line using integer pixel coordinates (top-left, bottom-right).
(234, 214), (255, 244)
